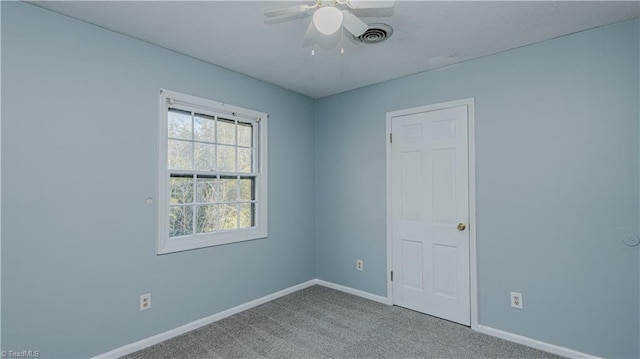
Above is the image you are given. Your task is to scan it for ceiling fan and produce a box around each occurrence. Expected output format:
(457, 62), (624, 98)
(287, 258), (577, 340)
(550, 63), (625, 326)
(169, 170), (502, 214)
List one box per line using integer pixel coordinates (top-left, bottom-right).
(265, 0), (395, 50)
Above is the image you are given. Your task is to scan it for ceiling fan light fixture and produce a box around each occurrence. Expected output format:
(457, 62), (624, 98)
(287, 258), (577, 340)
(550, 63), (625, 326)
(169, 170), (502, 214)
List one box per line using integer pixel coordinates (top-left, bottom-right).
(313, 6), (343, 35)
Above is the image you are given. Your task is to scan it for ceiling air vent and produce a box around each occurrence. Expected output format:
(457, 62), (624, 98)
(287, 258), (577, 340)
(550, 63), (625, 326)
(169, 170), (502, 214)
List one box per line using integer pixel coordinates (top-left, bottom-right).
(355, 23), (393, 44)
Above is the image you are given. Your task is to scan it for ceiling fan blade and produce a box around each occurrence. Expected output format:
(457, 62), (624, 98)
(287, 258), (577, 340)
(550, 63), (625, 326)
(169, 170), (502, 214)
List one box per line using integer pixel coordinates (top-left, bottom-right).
(316, 31), (341, 51)
(264, 5), (312, 18)
(341, 10), (369, 37)
(264, 12), (311, 25)
(302, 21), (314, 47)
(347, 0), (395, 9)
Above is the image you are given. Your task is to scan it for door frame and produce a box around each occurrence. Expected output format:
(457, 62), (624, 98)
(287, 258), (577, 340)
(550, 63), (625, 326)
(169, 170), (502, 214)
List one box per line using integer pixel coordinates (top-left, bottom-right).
(385, 98), (478, 329)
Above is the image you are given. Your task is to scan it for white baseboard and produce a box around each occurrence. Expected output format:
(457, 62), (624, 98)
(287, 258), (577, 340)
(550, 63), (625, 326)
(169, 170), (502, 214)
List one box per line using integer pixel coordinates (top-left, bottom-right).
(94, 279), (598, 359)
(314, 279), (391, 305)
(313, 281), (600, 358)
(475, 325), (600, 359)
(92, 280), (316, 359)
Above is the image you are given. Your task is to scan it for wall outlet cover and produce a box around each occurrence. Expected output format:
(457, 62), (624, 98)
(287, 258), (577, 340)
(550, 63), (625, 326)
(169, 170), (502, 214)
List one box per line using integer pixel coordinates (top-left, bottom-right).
(510, 292), (523, 309)
(140, 293), (151, 311)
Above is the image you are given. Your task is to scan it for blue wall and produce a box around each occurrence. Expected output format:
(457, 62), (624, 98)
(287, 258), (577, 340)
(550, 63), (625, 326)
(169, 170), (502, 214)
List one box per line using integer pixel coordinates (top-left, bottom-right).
(316, 19), (640, 358)
(1, 2), (316, 357)
(2, 2), (639, 358)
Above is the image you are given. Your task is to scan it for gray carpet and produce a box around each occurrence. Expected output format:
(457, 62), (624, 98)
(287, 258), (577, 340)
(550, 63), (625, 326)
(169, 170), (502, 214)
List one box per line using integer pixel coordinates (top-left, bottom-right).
(122, 285), (562, 359)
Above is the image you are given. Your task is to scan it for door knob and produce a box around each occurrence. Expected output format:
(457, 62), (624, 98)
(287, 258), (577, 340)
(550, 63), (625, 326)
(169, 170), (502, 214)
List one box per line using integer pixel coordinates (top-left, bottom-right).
(457, 223), (466, 231)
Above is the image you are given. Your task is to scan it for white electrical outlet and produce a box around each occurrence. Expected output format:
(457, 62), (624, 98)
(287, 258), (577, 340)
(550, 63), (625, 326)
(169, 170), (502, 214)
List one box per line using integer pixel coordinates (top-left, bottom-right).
(510, 292), (523, 309)
(356, 259), (363, 271)
(140, 293), (151, 311)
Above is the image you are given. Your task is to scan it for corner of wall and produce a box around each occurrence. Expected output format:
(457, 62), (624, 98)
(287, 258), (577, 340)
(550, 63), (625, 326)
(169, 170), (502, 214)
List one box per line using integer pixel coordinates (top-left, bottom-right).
(313, 97), (320, 279)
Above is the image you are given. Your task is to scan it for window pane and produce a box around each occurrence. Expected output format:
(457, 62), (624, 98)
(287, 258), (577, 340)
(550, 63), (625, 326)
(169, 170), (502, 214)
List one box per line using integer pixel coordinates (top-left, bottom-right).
(170, 176), (193, 204)
(194, 113), (215, 143)
(238, 148), (252, 173)
(168, 109), (192, 140)
(239, 177), (255, 201)
(219, 203), (238, 231)
(196, 176), (219, 203)
(239, 203), (255, 229)
(170, 205), (193, 237)
(217, 145), (236, 172)
(196, 205), (218, 234)
(238, 122), (253, 147)
(168, 140), (193, 170)
(220, 176), (238, 202)
(217, 118), (236, 145)
(194, 143), (216, 171)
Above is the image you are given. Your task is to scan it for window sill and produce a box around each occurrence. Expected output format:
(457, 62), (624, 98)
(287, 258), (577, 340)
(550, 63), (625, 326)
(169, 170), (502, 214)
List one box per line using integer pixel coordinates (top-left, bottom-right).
(157, 227), (267, 254)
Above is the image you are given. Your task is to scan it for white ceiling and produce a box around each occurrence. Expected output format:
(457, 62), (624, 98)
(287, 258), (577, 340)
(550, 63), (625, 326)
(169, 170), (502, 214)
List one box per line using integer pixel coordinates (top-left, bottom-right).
(30, 1), (639, 98)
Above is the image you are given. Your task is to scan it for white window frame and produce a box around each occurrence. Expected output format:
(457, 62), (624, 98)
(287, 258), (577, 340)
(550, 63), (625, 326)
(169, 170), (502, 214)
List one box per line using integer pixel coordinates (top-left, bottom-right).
(157, 89), (268, 254)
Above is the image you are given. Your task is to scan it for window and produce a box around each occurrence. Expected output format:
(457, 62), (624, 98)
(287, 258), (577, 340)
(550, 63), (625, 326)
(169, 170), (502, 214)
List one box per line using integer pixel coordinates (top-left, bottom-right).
(158, 89), (267, 254)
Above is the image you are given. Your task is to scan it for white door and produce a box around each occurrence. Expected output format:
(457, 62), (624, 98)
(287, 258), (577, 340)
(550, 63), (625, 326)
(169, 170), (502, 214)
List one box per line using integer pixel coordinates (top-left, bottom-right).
(391, 105), (470, 326)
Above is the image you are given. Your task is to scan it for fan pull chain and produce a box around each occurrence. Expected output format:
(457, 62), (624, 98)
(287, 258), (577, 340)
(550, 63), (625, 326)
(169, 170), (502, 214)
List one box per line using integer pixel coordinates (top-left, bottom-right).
(340, 25), (345, 54)
(312, 22), (316, 56)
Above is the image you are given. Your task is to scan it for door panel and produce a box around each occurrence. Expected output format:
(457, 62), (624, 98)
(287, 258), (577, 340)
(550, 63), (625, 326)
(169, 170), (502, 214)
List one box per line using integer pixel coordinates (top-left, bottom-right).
(433, 244), (458, 299)
(391, 105), (470, 326)
(432, 148), (456, 224)
(401, 151), (422, 221)
(401, 239), (424, 290)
